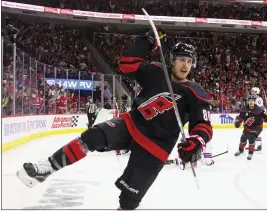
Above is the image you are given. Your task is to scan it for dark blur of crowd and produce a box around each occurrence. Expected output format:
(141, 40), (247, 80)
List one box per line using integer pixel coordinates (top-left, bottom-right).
(94, 31), (267, 113)
(7, 0), (267, 21)
(2, 0), (267, 116)
(2, 19), (110, 116)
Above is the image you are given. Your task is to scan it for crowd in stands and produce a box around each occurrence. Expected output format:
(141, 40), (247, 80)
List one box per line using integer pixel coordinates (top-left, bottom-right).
(94, 31), (267, 113)
(2, 1), (267, 116)
(2, 19), (107, 116)
(95, 32), (267, 112)
(8, 0), (267, 21)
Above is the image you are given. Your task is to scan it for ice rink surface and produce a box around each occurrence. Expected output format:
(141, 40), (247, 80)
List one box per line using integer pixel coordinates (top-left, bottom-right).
(2, 129), (267, 210)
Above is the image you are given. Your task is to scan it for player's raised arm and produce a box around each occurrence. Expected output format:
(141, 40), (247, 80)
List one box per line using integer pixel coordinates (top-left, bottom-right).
(119, 29), (166, 86)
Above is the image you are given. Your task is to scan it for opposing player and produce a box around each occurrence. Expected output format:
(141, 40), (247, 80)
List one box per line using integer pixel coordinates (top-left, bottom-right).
(166, 141), (214, 168)
(203, 142), (214, 165)
(234, 95), (267, 160)
(249, 87), (265, 151)
(16, 29), (213, 210)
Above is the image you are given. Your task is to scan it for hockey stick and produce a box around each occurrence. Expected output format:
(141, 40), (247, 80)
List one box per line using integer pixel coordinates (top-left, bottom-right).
(212, 150), (228, 158)
(142, 8), (200, 189)
(165, 150), (228, 166)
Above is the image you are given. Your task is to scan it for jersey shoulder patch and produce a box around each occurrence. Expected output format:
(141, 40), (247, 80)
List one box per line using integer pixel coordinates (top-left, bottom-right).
(182, 81), (209, 103)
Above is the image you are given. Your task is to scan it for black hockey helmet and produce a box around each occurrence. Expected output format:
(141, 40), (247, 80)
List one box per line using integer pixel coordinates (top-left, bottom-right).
(247, 95), (257, 101)
(170, 42), (197, 67)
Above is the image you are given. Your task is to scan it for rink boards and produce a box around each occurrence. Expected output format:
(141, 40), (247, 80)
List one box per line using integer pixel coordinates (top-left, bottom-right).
(2, 109), (267, 152)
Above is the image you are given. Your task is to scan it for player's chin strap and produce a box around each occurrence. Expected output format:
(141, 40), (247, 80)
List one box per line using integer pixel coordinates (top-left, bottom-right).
(142, 8), (200, 190)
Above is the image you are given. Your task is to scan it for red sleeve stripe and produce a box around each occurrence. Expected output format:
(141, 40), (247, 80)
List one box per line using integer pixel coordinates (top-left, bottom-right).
(194, 123), (213, 137)
(181, 85), (209, 103)
(120, 56), (143, 63)
(119, 62), (142, 73)
(190, 123), (213, 141)
(191, 127), (212, 141)
(151, 62), (164, 70)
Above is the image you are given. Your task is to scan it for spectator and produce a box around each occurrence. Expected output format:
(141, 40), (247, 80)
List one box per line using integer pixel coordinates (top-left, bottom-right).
(9, 0), (267, 21)
(2, 3), (267, 115)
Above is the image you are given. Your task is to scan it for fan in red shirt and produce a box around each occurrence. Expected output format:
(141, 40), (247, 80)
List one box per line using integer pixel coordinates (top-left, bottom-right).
(32, 89), (41, 114)
(68, 92), (77, 113)
(59, 91), (68, 114)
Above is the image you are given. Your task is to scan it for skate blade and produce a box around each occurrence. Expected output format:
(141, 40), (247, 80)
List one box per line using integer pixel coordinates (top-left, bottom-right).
(177, 159), (186, 170)
(16, 168), (38, 188)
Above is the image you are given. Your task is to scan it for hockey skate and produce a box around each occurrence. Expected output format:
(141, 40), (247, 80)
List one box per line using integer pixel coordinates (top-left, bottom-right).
(256, 145), (262, 151)
(234, 151), (244, 156)
(247, 154), (253, 160)
(16, 160), (55, 188)
(206, 160), (215, 166)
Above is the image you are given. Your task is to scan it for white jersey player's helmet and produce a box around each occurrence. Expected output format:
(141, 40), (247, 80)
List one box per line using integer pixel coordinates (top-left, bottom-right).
(251, 87), (260, 95)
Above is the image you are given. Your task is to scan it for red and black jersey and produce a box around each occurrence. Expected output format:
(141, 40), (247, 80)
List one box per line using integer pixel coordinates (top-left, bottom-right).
(235, 104), (267, 131)
(119, 36), (213, 162)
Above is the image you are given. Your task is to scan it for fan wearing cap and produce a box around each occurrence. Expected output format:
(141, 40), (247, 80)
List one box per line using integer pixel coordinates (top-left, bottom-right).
(234, 95), (267, 160)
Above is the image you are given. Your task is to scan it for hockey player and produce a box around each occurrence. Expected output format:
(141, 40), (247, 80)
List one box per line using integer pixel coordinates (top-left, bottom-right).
(16, 29), (213, 210)
(203, 142), (214, 165)
(250, 87), (265, 151)
(234, 95), (267, 160)
(166, 141), (214, 168)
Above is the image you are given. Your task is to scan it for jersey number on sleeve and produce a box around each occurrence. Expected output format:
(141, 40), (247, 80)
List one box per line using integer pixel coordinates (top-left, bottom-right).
(203, 109), (211, 122)
(138, 96), (173, 120)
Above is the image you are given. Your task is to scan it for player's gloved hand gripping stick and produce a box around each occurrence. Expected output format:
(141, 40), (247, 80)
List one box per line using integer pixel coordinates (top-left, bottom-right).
(142, 8), (200, 189)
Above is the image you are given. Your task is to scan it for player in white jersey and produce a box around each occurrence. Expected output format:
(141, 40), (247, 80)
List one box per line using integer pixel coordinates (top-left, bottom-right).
(202, 142), (214, 165)
(165, 138), (214, 168)
(250, 87), (264, 151)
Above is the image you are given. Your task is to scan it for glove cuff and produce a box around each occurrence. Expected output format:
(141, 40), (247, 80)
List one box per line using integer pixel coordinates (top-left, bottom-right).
(190, 135), (206, 151)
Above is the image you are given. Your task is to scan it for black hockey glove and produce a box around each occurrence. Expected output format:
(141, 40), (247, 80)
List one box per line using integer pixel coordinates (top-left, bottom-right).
(145, 28), (166, 51)
(177, 135), (205, 163)
(234, 117), (242, 128)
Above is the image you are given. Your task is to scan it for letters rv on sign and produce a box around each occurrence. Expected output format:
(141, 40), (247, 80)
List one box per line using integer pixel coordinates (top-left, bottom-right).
(45, 78), (93, 90)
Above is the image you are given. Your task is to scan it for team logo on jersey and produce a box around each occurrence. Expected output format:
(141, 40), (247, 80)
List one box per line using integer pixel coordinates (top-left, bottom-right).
(106, 121), (116, 127)
(138, 92), (182, 120)
(244, 117), (255, 127)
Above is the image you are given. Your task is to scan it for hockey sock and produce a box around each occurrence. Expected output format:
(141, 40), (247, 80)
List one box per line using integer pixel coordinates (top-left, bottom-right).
(256, 137), (262, 146)
(248, 144), (255, 155)
(203, 152), (213, 165)
(49, 138), (88, 170)
(239, 143), (246, 152)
